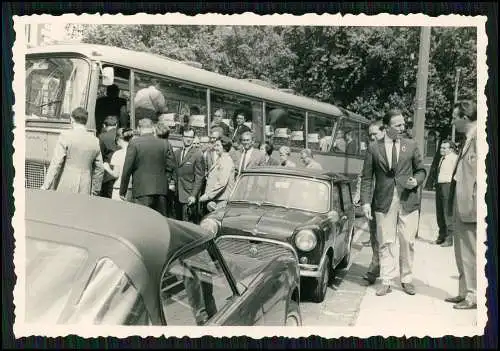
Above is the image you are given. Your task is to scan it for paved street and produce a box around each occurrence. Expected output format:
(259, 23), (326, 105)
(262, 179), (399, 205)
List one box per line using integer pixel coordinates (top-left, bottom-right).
(301, 191), (478, 331)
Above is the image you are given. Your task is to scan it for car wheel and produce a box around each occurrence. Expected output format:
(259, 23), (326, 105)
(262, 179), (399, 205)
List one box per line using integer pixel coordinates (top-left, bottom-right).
(337, 228), (354, 270)
(312, 254), (330, 303)
(285, 300), (302, 326)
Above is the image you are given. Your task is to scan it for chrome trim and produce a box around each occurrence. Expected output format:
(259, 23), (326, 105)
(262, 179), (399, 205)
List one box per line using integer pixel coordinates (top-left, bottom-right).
(215, 235), (299, 264)
(298, 247), (329, 278)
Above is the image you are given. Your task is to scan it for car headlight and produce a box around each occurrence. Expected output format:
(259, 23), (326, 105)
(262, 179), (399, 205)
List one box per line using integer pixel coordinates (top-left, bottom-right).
(294, 229), (317, 252)
(200, 218), (219, 235)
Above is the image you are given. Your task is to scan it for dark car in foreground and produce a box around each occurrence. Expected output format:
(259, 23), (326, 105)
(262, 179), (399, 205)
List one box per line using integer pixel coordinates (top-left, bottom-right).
(201, 167), (356, 303)
(25, 189), (302, 326)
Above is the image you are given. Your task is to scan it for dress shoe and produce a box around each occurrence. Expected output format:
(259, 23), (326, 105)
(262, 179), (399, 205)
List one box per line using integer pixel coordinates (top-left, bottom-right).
(363, 274), (377, 285)
(445, 296), (465, 303)
(453, 300), (477, 310)
(435, 237), (445, 245)
(440, 240), (453, 247)
(401, 283), (416, 295)
(376, 284), (392, 296)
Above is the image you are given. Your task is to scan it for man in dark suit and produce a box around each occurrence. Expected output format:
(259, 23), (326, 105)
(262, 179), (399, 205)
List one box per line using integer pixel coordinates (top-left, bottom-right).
(174, 127), (205, 223)
(231, 112), (251, 144)
(445, 100), (478, 310)
(99, 115), (120, 198)
(119, 118), (176, 216)
(95, 84), (128, 135)
(360, 109), (427, 296)
(236, 131), (267, 177)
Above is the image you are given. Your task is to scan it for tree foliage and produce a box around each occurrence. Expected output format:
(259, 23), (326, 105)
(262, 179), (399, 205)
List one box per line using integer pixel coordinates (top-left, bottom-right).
(75, 24), (476, 137)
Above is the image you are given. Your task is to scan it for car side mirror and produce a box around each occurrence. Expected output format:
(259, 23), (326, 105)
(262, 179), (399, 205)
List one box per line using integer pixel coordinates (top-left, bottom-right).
(102, 67), (115, 86)
(328, 210), (340, 223)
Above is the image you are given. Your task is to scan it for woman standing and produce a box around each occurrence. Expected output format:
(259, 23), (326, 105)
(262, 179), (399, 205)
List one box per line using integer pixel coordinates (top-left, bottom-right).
(103, 128), (135, 201)
(41, 107), (104, 195)
(199, 136), (235, 212)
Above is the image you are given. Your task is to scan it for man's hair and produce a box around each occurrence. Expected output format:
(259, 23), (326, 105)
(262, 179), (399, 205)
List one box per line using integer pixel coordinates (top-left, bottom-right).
(220, 136), (233, 152)
(263, 141), (274, 156)
(441, 139), (452, 148)
(71, 107), (88, 125)
(116, 128), (134, 143)
(106, 84), (119, 97)
(383, 108), (403, 126)
(301, 148), (313, 158)
(456, 100), (477, 122)
(155, 121), (170, 139)
(369, 120), (385, 131)
(103, 115), (118, 127)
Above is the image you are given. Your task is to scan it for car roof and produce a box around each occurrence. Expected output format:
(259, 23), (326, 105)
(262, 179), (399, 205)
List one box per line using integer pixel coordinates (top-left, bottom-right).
(241, 166), (350, 182)
(25, 189), (213, 277)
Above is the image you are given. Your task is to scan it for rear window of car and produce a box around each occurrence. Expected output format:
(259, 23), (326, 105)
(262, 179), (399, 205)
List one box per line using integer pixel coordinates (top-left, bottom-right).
(25, 238), (88, 323)
(230, 174), (330, 213)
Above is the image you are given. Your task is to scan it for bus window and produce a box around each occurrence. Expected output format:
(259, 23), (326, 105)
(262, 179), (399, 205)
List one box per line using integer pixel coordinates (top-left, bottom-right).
(132, 73), (207, 137)
(210, 90), (263, 145)
(265, 104), (305, 150)
(359, 123), (370, 156)
(334, 119), (360, 155)
(307, 113), (337, 153)
(25, 57), (90, 121)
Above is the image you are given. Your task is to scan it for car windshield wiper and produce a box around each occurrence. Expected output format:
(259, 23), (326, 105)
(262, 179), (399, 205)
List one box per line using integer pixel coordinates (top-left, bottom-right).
(260, 201), (289, 209)
(229, 199), (262, 206)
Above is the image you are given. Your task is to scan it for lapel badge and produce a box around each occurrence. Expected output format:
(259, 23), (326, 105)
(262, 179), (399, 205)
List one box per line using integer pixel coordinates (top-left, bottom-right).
(401, 145), (407, 153)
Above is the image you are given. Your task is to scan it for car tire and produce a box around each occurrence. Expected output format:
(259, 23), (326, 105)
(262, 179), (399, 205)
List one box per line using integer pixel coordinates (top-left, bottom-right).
(311, 254), (330, 303)
(285, 300), (302, 326)
(337, 228), (354, 270)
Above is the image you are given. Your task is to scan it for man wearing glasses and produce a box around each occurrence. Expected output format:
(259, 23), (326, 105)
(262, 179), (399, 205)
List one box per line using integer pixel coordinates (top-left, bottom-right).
(174, 127), (205, 223)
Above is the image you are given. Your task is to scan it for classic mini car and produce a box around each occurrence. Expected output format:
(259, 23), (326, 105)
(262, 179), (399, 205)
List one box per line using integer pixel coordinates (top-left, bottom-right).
(25, 189), (302, 326)
(201, 167), (356, 303)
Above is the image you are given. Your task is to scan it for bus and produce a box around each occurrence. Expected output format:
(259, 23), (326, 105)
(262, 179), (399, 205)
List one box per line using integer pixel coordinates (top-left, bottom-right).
(24, 43), (370, 189)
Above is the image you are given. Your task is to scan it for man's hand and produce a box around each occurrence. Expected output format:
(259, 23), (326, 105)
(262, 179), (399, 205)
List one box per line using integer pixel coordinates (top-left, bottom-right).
(363, 204), (373, 220)
(187, 196), (196, 206)
(199, 194), (208, 202)
(405, 176), (418, 189)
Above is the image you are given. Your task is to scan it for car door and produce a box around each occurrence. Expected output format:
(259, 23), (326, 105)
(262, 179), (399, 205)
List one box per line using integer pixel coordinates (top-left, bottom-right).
(331, 183), (347, 264)
(341, 182), (355, 249)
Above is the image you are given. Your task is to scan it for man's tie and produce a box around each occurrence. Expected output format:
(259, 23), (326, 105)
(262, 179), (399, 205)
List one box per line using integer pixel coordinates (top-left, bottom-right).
(181, 148), (185, 163)
(239, 149), (248, 174)
(391, 139), (398, 171)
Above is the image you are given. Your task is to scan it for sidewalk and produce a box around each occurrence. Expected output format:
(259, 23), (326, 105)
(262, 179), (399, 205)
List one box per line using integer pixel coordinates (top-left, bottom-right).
(352, 193), (478, 333)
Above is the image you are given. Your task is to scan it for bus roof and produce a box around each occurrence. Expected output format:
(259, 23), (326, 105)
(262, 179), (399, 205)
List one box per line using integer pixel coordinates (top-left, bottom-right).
(27, 44), (369, 124)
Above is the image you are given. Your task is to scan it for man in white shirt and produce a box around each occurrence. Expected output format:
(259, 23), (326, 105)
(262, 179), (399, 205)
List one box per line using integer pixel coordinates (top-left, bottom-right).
(236, 131), (266, 176)
(434, 139), (459, 247)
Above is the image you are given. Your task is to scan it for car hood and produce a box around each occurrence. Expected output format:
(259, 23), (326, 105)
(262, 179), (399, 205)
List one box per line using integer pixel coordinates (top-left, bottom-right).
(219, 204), (322, 241)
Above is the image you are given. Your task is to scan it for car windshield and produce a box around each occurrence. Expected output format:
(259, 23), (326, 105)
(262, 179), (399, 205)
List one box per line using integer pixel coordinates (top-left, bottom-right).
(25, 238), (88, 323)
(230, 174), (330, 213)
(25, 57), (90, 121)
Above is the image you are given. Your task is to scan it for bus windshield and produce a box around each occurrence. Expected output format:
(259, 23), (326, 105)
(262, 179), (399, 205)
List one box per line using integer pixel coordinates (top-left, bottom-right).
(25, 57), (90, 121)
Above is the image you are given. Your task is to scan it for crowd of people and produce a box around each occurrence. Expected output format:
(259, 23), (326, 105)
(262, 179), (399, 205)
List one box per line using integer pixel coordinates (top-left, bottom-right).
(40, 94), (478, 312)
(357, 100), (478, 311)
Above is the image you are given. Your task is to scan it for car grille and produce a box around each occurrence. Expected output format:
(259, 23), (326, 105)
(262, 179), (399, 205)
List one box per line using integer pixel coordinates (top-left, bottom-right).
(217, 237), (295, 262)
(25, 161), (48, 189)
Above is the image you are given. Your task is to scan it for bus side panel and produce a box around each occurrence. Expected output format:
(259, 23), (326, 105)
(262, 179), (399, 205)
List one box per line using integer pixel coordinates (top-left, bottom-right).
(25, 128), (62, 189)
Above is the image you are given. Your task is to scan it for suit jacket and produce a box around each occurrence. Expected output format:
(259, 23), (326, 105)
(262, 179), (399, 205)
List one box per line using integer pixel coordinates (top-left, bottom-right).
(120, 135), (176, 198)
(174, 146), (205, 203)
(231, 124), (251, 143)
(264, 156), (281, 166)
(203, 153), (236, 201)
(41, 127), (104, 195)
(449, 124), (477, 223)
(99, 128), (120, 183)
(237, 148), (267, 175)
(360, 137), (427, 214)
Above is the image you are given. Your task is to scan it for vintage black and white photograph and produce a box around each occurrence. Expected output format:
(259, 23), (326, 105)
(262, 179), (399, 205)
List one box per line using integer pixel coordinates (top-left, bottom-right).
(12, 13), (488, 338)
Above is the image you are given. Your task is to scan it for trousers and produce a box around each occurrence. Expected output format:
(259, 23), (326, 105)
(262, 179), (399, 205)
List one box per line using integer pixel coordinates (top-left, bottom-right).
(375, 188), (419, 285)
